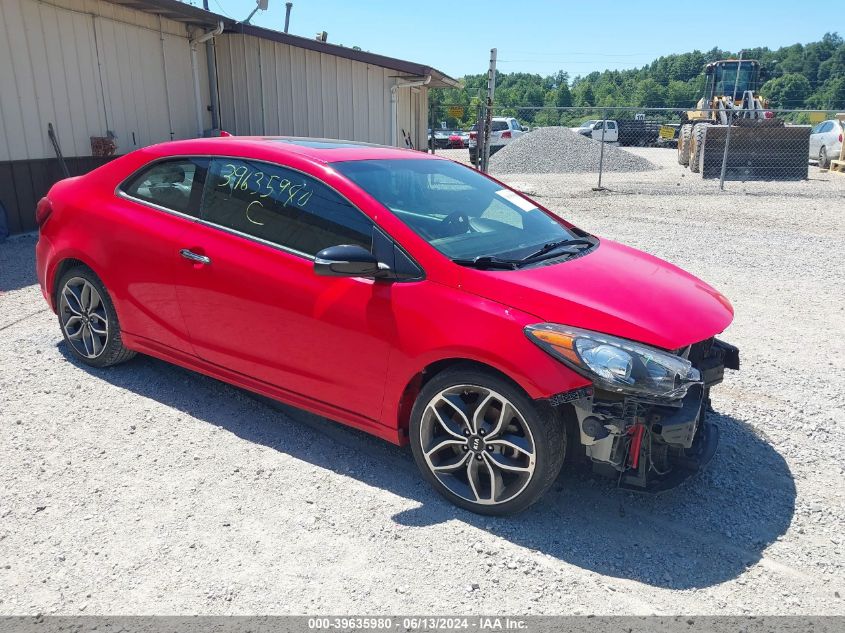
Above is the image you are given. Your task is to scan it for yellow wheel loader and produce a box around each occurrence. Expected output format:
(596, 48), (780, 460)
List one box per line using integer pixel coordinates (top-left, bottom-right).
(677, 59), (811, 180)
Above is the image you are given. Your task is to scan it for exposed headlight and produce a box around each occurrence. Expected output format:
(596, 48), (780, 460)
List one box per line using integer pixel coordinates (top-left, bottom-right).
(525, 323), (701, 399)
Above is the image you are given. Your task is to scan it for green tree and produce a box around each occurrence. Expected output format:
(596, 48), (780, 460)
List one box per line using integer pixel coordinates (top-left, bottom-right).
(635, 78), (667, 108)
(555, 82), (573, 108)
(434, 33), (843, 123)
(761, 73), (813, 108)
(808, 77), (845, 109)
(572, 83), (594, 107)
(666, 80), (697, 108)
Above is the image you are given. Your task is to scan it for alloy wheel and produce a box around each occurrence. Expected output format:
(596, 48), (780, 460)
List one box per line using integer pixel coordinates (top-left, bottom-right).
(59, 277), (109, 359)
(419, 385), (536, 506)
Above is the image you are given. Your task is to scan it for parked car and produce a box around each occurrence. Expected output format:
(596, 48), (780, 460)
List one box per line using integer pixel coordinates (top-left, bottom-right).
(448, 131), (467, 149)
(35, 136), (738, 515)
(429, 129), (452, 150)
(469, 117), (526, 165)
(809, 119), (844, 169)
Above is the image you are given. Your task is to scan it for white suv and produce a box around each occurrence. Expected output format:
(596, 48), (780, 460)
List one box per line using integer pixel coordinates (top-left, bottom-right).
(469, 117), (526, 165)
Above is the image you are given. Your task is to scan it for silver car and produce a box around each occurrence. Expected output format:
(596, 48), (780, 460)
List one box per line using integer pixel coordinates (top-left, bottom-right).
(809, 119), (844, 169)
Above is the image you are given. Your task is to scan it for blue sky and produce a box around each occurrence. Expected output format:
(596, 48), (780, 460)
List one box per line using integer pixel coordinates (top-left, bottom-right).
(195, 0), (835, 79)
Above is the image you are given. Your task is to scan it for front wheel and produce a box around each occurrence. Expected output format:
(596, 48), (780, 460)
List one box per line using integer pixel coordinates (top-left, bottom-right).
(689, 123), (711, 174)
(819, 146), (830, 170)
(409, 366), (565, 515)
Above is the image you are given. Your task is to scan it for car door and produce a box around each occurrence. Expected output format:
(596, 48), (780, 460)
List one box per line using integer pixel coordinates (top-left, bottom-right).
(820, 121), (836, 153)
(172, 157), (394, 422)
(809, 123), (822, 156)
(604, 121), (619, 143)
(591, 121), (611, 142)
(510, 119), (525, 140)
(113, 157), (209, 354)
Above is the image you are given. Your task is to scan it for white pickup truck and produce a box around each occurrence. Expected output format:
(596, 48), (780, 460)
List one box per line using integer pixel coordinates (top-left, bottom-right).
(571, 119), (619, 143)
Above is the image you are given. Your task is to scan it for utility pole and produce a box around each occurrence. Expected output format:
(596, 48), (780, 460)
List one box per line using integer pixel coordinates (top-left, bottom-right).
(480, 48), (497, 173)
(284, 2), (293, 32)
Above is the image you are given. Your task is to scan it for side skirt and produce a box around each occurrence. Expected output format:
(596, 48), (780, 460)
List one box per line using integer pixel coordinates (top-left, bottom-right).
(121, 332), (402, 445)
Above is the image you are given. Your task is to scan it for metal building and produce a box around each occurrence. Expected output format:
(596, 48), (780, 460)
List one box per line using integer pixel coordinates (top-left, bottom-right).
(0, 0), (457, 234)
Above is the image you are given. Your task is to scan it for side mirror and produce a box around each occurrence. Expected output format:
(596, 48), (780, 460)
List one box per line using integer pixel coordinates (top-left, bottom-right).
(314, 244), (386, 277)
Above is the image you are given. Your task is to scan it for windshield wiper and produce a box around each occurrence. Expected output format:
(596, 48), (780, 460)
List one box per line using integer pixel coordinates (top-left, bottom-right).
(518, 238), (594, 264)
(452, 255), (520, 270)
(453, 238), (595, 270)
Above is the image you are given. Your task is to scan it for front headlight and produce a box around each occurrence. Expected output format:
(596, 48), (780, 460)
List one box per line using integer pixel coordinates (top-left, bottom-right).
(525, 323), (701, 399)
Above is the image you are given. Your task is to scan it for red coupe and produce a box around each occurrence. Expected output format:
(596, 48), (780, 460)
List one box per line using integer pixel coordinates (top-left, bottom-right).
(35, 137), (738, 514)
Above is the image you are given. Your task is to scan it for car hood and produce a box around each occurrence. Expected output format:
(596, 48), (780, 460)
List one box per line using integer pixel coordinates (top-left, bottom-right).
(458, 239), (734, 350)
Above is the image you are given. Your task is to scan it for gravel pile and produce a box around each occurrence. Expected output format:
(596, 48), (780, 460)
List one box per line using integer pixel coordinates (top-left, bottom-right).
(489, 126), (657, 174)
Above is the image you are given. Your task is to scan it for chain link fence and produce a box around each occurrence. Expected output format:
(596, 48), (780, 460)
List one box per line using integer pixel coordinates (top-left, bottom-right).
(427, 104), (843, 192)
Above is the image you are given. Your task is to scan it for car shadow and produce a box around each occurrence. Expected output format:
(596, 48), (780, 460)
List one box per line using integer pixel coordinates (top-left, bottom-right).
(0, 233), (38, 293)
(59, 345), (795, 590)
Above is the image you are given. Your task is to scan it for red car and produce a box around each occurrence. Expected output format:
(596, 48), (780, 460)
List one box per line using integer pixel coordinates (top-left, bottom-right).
(448, 132), (466, 149)
(35, 137), (739, 515)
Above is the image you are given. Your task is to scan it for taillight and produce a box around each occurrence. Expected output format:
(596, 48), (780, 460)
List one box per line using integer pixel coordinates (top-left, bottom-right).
(501, 131), (512, 139)
(469, 131), (477, 139)
(763, 111), (774, 119)
(839, 133), (843, 143)
(35, 197), (53, 227)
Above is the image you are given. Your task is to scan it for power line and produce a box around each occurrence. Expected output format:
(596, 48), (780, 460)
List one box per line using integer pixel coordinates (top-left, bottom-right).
(210, 0), (234, 19)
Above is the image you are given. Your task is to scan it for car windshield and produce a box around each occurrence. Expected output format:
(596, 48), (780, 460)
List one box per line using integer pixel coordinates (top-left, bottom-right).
(333, 159), (579, 261)
(580, 120), (597, 128)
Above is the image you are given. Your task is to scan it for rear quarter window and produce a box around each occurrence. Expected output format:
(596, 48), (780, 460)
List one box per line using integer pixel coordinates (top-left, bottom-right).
(123, 158), (207, 215)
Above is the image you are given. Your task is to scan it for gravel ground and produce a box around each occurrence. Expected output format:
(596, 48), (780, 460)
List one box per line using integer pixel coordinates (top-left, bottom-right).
(1, 148), (844, 615)
(489, 127), (656, 174)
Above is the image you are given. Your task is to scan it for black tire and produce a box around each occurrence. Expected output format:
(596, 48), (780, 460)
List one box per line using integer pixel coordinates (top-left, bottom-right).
(678, 124), (692, 166)
(819, 146), (830, 170)
(56, 265), (136, 368)
(409, 365), (566, 516)
(689, 123), (710, 174)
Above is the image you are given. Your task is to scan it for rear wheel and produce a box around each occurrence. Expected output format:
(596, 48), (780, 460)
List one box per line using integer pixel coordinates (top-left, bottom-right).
(678, 124), (692, 165)
(689, 123), (711, 174)
(57, 266), (136, 368)
(409, 366), (565, 515)
(819, 146), (830, 170)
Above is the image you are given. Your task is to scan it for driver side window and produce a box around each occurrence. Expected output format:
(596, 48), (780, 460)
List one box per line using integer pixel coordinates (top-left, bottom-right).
(201, 159), (374, 256)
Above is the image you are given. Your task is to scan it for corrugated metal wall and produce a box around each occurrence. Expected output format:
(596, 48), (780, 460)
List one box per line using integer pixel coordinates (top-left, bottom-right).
(215, 33), (429, 149)
(0, 0), (209, 162)
(0, 0), (436, 234)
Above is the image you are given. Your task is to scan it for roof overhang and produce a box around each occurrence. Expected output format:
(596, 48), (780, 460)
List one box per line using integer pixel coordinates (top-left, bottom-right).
(105, 0), (224, 27)
(103, 0), (460, 88)
(234, 23), (460, 88)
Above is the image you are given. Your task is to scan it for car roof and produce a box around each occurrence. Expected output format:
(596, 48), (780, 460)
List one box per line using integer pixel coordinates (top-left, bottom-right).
(145, 136), (442, 164)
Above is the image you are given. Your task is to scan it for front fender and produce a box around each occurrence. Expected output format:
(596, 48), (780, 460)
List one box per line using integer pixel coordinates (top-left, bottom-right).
(377, 284), (591, 433)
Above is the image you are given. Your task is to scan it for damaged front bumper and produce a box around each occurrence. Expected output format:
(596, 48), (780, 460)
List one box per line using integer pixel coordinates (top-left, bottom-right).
(557, 338), (739, 492)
